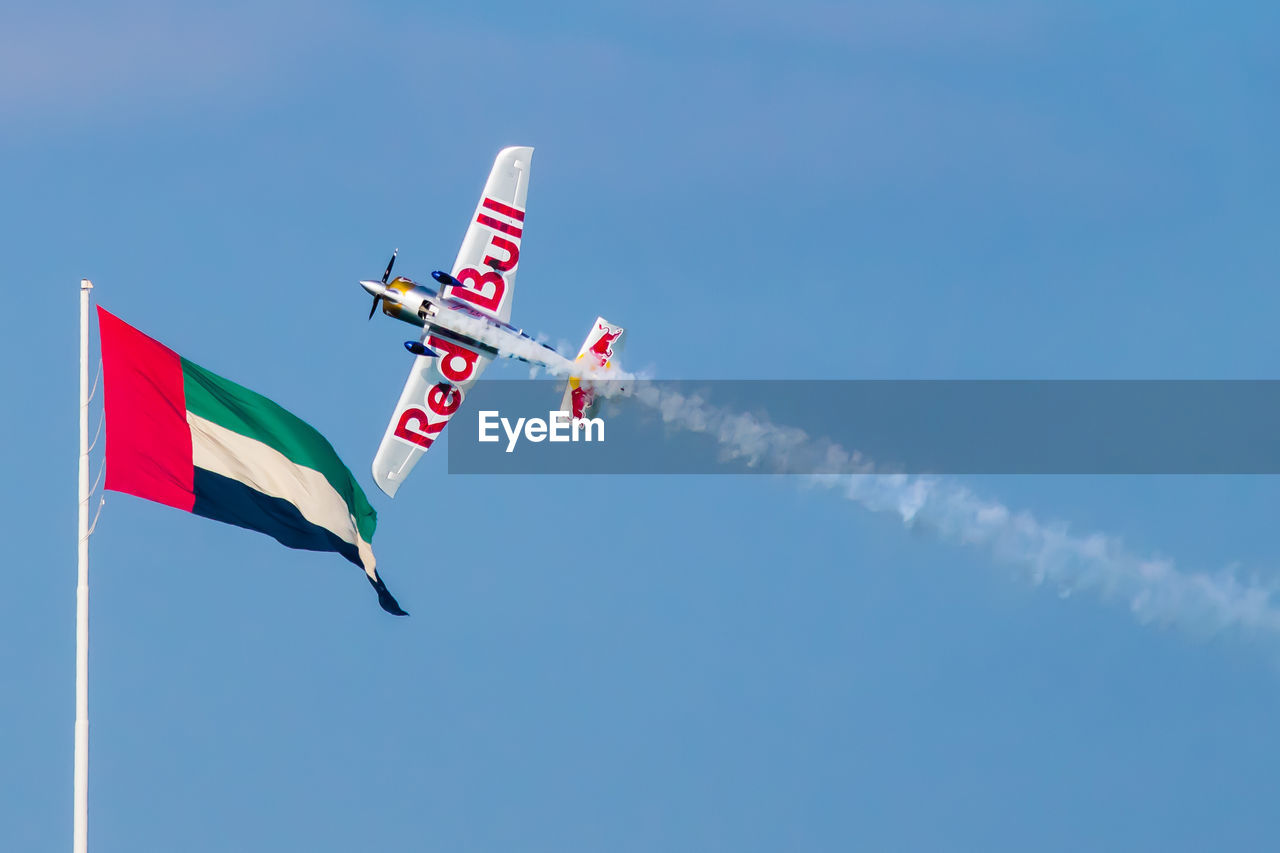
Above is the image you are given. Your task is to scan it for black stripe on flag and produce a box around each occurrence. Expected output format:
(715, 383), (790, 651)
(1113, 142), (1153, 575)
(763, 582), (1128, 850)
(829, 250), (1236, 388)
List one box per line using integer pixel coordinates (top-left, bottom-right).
(191, 468), (406, 615)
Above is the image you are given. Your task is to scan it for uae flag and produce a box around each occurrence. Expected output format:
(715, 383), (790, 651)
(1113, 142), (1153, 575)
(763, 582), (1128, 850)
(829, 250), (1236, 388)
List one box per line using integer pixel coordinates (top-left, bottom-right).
(98, 307), (406, 615)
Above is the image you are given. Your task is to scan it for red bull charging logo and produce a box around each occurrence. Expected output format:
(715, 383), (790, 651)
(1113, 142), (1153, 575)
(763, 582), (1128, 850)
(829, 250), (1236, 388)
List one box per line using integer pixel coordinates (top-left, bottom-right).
(589, 323), (623, 365)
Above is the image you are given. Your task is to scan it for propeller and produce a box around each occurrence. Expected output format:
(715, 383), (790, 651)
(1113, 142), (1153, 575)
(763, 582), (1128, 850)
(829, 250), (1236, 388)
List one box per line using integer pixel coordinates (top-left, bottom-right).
(368, 248), (398, 320)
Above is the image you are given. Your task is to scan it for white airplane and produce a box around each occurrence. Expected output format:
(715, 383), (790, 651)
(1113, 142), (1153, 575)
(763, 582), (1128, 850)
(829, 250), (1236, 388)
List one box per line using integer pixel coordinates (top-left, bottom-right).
(360, 146), (626, 497)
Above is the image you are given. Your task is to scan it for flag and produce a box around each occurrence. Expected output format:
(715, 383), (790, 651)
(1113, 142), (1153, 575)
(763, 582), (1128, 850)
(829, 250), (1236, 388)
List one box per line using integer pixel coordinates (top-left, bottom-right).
(97, 307), (406, 615)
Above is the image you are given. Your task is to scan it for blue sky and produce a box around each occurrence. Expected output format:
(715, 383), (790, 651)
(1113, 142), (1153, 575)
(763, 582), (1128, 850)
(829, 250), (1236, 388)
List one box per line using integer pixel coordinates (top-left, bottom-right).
(4, 1), (1280, 850)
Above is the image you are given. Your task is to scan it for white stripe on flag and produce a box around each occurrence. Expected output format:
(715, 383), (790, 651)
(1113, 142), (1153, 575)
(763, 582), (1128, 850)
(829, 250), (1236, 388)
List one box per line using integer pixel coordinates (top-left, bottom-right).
(187, 412), (377, 575)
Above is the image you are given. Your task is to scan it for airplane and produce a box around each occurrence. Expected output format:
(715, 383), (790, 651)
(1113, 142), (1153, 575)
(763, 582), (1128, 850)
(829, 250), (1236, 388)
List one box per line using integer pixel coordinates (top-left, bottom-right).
(359, 146), (626, 497)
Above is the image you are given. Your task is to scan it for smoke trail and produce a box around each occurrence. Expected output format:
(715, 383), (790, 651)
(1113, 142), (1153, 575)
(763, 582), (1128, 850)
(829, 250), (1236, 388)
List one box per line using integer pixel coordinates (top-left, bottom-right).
(625, 382), (1280, 640)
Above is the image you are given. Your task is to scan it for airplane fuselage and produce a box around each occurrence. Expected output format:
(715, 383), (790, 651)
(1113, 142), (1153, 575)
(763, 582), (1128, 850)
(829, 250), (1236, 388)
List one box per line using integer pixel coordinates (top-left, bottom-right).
(360, 275), (562, 366)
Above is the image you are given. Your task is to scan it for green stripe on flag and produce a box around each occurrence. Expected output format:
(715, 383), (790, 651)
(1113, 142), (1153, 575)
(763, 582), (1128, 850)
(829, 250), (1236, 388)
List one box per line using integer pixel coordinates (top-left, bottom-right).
(180, 357), (377, 542)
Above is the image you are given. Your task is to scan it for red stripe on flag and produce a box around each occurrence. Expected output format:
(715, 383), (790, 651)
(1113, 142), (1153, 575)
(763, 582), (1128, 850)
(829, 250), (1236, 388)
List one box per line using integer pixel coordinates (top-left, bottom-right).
(98, 307), (195, 512)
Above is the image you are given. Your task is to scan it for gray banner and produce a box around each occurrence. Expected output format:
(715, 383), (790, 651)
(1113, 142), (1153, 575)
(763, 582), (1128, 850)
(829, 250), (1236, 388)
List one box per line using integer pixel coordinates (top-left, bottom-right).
(445, 380), (1280, 474)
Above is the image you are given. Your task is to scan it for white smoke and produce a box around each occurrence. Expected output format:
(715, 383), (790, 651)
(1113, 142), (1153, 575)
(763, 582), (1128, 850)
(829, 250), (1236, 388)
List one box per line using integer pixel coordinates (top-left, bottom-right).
(500, 345), (1280, 639)
(624, 382), (1280, 640)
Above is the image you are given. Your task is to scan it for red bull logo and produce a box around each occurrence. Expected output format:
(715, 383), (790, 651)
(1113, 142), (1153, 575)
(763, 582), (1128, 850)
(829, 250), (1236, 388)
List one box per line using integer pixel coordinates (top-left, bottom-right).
(449, 195), (525, 315)
(570, 383), (594, 419)
(588, 323), (623, 365)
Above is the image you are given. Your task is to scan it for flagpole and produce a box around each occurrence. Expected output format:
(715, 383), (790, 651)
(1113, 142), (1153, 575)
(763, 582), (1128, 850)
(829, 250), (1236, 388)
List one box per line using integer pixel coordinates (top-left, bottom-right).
(75, 278), (92, 853)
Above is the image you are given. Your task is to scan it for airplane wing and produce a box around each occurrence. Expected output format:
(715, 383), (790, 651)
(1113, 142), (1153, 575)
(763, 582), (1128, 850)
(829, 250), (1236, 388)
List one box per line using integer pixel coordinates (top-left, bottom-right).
(371, 334), (491, 497)
(441, 146), (532, 324)
(370, 146), (533, 497)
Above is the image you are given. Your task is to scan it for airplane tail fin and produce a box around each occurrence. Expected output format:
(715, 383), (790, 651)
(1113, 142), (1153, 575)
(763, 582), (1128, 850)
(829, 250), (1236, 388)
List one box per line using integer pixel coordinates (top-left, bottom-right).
(559, 317), (626, 419)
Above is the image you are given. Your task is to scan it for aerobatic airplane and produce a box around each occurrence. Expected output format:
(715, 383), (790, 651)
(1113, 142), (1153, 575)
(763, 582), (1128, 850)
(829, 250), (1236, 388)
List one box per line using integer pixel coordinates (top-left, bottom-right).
(360, 146), (626, 496)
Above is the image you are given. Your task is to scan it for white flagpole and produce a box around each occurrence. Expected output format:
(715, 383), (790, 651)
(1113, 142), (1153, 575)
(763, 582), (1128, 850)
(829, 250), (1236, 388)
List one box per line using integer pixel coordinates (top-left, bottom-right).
(75, 278), (92, 853)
